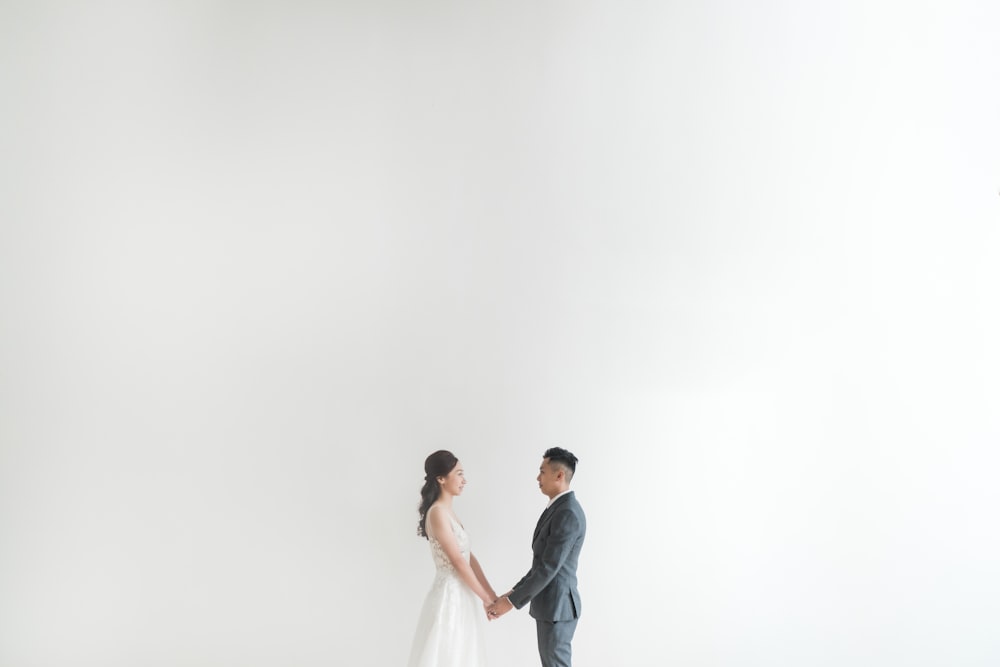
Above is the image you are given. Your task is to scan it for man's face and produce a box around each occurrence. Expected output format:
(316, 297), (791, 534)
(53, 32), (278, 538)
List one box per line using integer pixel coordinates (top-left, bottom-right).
(536, 458), (562, 498)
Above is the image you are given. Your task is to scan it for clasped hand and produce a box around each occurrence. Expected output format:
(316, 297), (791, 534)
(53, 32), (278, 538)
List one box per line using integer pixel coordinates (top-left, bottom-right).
(484, 593), (513, 621)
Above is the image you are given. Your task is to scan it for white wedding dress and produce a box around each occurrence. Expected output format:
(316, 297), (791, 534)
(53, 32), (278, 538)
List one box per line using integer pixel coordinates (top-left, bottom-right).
(407, 513), (488, 667)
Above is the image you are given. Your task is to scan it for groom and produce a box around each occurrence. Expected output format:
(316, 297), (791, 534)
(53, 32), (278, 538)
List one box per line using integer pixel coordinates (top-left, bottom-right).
(488, 447), (586, 667)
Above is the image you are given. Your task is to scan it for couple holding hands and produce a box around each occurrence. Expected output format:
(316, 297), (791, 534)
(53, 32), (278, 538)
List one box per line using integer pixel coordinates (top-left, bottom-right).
(407, 447), (586, 667)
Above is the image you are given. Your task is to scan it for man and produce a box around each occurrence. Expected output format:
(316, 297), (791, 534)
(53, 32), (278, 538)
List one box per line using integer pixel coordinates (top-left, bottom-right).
(488, 447), (587, 667)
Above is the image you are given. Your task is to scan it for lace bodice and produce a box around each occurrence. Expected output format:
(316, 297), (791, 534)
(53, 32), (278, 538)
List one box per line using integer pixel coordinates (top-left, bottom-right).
(428, 513), (469, 574)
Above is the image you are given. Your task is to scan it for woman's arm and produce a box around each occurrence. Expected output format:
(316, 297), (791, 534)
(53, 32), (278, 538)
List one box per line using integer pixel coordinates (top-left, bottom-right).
(470, 554), (497, 601)
(427, 507), (494, 604)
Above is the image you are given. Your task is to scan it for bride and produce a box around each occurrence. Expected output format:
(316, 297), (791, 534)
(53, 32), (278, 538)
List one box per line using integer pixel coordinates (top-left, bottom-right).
(407, 450), (496, 667)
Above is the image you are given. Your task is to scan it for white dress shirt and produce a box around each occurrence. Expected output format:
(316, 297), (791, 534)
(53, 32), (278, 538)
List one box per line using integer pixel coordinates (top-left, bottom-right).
(546, 489), (572, 508)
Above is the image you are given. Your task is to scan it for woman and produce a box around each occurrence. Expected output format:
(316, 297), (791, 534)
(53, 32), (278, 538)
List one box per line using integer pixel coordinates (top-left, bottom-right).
(407, 450), (496, 667)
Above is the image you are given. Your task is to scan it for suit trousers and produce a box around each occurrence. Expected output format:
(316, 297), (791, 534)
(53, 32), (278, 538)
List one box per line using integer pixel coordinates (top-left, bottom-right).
(536, 618), (578, 667)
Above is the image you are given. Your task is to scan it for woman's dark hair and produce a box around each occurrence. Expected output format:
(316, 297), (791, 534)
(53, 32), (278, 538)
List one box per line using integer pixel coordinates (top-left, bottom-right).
(417, 450), (459, 538)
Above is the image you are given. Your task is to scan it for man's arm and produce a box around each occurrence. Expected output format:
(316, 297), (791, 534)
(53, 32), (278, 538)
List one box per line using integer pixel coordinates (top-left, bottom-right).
(508, 510), (582, 609)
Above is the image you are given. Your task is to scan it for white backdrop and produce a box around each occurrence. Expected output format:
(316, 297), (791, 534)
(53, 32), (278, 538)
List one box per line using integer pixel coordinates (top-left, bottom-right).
(2, 2), (999, 666)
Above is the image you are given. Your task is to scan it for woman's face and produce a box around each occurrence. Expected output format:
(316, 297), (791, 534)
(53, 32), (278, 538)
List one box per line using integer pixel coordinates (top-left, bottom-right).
(439, 462), (466, 496)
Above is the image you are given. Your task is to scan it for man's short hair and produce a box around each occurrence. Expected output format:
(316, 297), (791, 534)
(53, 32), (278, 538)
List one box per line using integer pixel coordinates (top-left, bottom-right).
(544, 447), (578, 481)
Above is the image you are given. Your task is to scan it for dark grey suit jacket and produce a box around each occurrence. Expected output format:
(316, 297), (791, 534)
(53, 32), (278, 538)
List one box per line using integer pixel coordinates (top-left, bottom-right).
(508, 491), (586, 621)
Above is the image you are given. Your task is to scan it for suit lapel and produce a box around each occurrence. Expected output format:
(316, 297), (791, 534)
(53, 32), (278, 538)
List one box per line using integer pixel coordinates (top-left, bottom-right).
(532, 504), (554, 541)
(532, 492), (572, 541)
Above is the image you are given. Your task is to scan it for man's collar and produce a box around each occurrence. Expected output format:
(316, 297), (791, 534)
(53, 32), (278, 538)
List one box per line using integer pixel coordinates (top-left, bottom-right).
(546, 489), (573, 508)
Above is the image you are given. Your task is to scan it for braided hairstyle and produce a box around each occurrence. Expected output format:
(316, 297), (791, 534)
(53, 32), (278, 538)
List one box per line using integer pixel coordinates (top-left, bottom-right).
(417, 450), (458, 538)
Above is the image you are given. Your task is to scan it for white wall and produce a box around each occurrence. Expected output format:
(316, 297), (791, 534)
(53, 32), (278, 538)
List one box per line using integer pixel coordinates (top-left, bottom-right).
(1, 2), (998, 666)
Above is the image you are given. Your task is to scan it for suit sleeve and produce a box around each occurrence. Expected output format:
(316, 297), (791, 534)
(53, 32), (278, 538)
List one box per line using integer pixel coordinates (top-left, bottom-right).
(508, 509), (582, 609)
